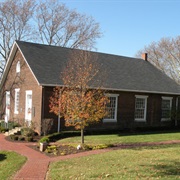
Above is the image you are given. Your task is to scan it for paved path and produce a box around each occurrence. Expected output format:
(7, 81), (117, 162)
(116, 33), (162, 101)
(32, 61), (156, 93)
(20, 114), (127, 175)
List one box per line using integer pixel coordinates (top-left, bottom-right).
(0, 134), (111, 180)
(1, 134), (180, 180)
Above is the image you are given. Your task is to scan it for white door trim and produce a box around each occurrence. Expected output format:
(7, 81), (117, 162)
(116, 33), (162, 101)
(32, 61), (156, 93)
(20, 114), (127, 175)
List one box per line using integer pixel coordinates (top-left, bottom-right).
(5, 91), (10, 124)
(25, 90), (32, 123)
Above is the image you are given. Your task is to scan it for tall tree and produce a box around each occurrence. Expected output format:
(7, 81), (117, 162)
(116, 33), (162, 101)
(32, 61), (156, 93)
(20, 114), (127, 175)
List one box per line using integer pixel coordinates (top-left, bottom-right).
(49, 51), (109, 144)
(36, 0), (101, 49)
(136, 36), (180, 84)
(0, 0), (102, 76)
(0, 0), (36, 74)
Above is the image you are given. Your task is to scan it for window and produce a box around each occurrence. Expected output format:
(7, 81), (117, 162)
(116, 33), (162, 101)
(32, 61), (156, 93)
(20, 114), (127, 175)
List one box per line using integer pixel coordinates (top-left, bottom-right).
(103, 94), (119, 123)
(161, 97), (173, 121)
(14, 88), (20, 114)
(6, 91), (10, 108)
(135, 95), (148, 122)
(16, 61), (20, 74)
(5, 91), (10, 122)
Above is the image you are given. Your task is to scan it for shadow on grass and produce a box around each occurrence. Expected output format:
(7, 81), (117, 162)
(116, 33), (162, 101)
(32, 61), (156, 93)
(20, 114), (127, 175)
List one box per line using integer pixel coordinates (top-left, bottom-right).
(46, 128), (180, 142)
(116, 128), (180, 137)
(126, 143), (180, 151)
(149, 160), (180, 177)
(0, 153), (7, 161)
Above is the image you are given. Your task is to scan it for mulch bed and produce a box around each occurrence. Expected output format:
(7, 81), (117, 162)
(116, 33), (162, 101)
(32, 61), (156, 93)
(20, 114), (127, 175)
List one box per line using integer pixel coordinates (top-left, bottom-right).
(29, 144), (88, 157)
(5, 134), (180, 157)
(31, 140), (180, 157)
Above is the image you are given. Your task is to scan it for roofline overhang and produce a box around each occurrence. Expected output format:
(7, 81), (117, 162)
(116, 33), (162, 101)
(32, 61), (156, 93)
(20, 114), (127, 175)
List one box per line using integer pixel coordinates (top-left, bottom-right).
(39, 83), (180, 95)
(0, 41), (40, 91)
(16, 42), (40, 85)
(0, 42), (17, 90)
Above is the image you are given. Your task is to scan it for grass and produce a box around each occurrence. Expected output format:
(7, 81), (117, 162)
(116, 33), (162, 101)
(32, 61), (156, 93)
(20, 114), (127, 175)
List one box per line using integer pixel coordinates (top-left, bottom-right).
(47, 144), (180, 180)
(57, 131), (180, 145)
(0, 151), (27, 180)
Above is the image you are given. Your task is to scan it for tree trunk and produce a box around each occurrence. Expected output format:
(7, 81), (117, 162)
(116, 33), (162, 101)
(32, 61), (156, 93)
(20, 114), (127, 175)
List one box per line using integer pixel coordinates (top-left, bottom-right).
(81, 128), (84, 144)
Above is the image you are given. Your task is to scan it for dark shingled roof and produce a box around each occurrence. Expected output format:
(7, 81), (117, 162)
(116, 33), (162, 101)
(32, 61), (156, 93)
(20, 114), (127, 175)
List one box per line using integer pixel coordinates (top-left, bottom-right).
(16, 40), (180, 94)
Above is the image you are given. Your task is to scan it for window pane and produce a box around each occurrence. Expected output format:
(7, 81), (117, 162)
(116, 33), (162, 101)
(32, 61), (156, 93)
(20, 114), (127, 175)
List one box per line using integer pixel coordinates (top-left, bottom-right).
(15, 89), (20, 113)
(162, 99), (171, 119)
(106, 97), (116, 120)
(16, 61), (20, 73)
(135, 98), (145, 119)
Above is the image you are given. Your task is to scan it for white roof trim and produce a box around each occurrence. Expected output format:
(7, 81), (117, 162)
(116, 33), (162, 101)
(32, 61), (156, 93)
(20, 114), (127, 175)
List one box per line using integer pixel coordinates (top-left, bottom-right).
(0, 41), (40, 90)
(16, 42), (40, 85)
(0, 42), (17, 90)
(40, 83), (180, 95)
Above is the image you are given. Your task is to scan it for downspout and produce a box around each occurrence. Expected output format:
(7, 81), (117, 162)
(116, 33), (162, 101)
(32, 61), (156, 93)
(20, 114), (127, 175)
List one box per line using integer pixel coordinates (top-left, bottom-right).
(57, 88), (61, 133)
(41, 86), (45, 135)
(175, 96), (178, 126)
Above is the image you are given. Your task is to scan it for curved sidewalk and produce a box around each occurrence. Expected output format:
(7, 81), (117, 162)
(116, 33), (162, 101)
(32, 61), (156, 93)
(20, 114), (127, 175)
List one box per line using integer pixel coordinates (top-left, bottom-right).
(0, 134), (111, 180)
(1, 134), (180, 180)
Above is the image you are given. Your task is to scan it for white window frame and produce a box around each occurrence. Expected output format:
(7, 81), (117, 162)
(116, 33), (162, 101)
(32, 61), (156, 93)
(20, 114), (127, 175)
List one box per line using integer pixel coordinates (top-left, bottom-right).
(5, 91), (10, 122)
(14, 88), (20, 114)
(161, 97), (173, 121)
(16, 61), (20, 74)
(103, 94), (119, 123)
(135, 95), (148, 122)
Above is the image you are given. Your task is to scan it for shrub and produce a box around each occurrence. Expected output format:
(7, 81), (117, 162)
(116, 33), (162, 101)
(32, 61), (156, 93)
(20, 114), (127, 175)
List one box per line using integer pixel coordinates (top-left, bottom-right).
(12, 122), (21, 128)
(81, 144), (93, 150)
(39, 137), (50, 144)
(0, 127), (8, 133)
(25, 136), (33, 142)
(10, 135), (18, 141)
(45, 145), (58, 154)
(21, 128), (34, 137)
(92, 144), (114, 150)
(18, 136), (25, 141)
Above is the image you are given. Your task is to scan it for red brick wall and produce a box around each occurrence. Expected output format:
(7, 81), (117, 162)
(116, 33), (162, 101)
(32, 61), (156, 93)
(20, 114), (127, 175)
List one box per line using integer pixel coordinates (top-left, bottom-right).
(1, 49), (42, 134)
(117, 92), (177, 129)
(42, 88), (179, 132)
(88, 91), (178, 131)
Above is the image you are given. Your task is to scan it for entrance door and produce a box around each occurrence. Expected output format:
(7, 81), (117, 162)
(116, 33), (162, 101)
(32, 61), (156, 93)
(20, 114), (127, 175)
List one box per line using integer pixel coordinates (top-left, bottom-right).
(25, 91), (32, 125)
(5, 91), (10, 125)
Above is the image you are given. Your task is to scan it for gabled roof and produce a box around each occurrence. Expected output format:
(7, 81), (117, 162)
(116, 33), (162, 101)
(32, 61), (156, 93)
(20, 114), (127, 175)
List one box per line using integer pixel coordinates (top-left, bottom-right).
(1, 40), (180, 95)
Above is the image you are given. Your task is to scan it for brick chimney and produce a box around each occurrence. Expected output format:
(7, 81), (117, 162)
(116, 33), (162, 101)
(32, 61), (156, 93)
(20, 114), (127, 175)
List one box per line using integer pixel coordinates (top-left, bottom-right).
(142, 53), (148, 61)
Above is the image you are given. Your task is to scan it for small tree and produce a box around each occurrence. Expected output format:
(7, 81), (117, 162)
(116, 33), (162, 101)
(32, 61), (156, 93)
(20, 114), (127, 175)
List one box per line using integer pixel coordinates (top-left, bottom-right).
(50, 50), (109, 144)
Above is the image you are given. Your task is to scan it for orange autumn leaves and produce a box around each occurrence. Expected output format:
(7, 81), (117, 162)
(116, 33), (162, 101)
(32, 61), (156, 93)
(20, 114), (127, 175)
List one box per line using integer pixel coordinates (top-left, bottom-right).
(49, 50), (109, 130)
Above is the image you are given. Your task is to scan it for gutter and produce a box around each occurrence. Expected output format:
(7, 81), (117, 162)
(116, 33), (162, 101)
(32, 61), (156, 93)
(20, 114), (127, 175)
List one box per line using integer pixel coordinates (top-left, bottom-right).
(39, 83), (180, 96)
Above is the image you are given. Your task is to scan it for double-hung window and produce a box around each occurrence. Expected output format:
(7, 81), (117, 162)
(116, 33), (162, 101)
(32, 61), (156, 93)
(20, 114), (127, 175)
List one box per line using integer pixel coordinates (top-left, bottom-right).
(14, 88), (20, 114)
(161, 97), (173, 121)
(103, 94), (119, 123)
(16, 61), (20, 75)
(135, 95), (148, 122)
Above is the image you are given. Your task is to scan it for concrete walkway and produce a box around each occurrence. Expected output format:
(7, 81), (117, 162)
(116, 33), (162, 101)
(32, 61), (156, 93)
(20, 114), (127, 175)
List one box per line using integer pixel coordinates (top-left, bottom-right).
(0, 134), (111, 180)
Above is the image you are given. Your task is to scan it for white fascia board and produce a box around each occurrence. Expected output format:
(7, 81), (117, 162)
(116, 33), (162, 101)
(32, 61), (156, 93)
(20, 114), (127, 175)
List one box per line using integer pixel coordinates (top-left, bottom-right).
(40, 83), (180, 95)
(0, 42), (18, 90)
(16, 42), (40, 86)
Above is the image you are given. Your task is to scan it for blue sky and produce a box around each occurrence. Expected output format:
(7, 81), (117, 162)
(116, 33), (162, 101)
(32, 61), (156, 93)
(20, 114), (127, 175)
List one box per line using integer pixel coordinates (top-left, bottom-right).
(59, 0), (180, 57)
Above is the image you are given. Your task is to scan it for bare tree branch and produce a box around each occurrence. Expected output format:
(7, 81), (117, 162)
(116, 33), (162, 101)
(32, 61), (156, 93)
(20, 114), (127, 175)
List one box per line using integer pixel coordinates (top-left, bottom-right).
(0, 0), (102, 78)
(136, 36), (180, 84)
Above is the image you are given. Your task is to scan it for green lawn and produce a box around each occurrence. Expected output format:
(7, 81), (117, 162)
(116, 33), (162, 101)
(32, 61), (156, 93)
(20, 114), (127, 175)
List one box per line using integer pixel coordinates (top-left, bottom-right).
(0, 151), (27, 180)
(58, 131), (180, 145)
(47, 144), (180, 180)
(47, 132), (180, 179)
